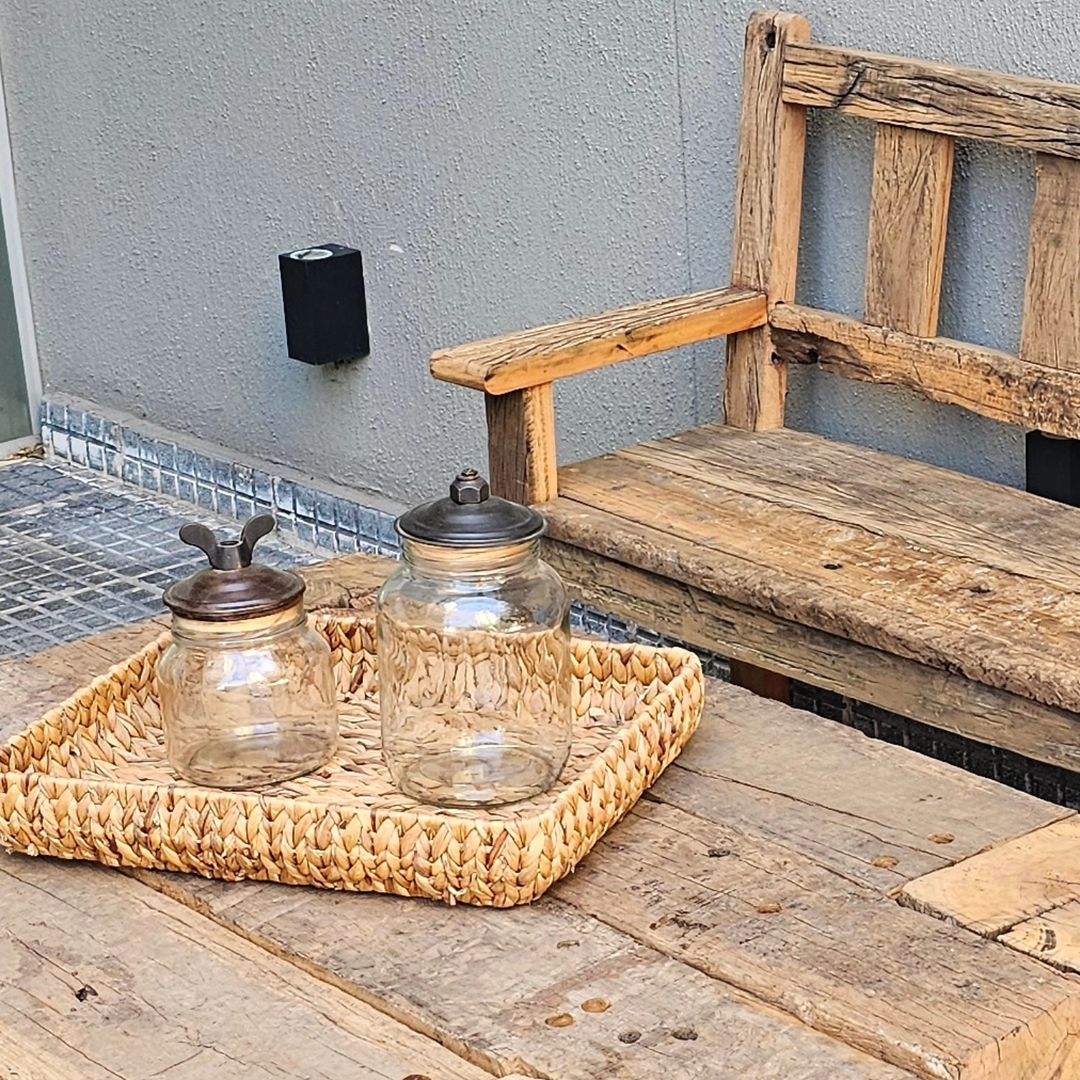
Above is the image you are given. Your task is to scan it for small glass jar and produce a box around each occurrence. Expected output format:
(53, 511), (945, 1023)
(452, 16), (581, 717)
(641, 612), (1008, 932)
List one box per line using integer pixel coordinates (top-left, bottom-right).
(377, 469), (571, 807)
(159, 514), (338, 788)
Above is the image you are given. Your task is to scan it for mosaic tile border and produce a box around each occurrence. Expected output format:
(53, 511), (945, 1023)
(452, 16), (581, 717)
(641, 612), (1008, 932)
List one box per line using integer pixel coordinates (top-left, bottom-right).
(40, 401), (401, 558)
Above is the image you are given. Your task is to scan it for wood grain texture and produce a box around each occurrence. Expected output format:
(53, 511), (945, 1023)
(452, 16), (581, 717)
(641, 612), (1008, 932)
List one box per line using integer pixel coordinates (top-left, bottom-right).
(544, 536), (1080, 774)
(0, 854), (491, 1080)
(772, 302), (1080, 437)
(900, 817), (1080, 937)
(545, 426), (1080, 717)
(865, 124), (954, 335)
(0, 1026), (77, 1080)
(12, 553), (1080, 1077)
(132, 869), (906, 1080)
(1022, 155), (1080, 371)
(1000, 901), (1080, 974)
(0, 659), (79, 743)
(123, 670), (1078, 1080)
(784, 43), (1080, 158)
(27, 616), (167, 687)
(299, 552), (396, 609)
(554, 798), (1080, 1080)
(430, 287), (766, 393)
(659, 680), (1068, 891)
(485, 383), (558, 503)
(724, 11), (810, 431)
(643, 424), (1080, 593)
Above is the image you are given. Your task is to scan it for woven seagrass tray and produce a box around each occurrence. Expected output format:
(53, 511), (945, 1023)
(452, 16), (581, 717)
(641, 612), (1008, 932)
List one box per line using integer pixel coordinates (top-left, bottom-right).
(0, 613), (702, 907)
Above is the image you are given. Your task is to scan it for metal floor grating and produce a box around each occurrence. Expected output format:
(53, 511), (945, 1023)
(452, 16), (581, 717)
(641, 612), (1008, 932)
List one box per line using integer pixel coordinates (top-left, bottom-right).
(0, 456), (318, 659)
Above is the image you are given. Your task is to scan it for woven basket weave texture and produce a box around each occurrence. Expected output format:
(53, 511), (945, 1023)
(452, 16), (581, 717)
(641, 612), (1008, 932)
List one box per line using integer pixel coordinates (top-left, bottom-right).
(0, 614), (703, 906)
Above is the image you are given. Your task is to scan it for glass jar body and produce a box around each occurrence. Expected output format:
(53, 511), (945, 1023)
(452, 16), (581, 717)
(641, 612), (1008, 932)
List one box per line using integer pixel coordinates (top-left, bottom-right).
(377, 540), (572, 807)
(158, 603), (338, 788)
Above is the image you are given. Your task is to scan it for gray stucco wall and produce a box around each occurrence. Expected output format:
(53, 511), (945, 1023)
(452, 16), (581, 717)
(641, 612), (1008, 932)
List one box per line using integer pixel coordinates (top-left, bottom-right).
(1, 1), (1074, 504)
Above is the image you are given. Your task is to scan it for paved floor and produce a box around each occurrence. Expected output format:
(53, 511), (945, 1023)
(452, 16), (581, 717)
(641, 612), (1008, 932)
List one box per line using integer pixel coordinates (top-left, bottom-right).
(0, 454), (317, 658)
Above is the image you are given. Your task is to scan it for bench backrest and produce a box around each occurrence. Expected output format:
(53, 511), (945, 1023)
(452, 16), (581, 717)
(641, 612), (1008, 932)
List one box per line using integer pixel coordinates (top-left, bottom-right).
(726, 11), (1080, 439)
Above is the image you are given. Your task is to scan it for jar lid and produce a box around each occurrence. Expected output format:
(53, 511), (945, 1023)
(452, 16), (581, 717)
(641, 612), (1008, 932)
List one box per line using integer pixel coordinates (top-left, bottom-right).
(162, 514), (305, 621)
(396, 469), (545, 548)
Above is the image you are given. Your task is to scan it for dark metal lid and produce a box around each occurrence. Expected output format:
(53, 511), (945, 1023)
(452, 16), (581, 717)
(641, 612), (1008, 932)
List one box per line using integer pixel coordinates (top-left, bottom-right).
(396, 469), (545, 548)
(163, 514), (306, 621)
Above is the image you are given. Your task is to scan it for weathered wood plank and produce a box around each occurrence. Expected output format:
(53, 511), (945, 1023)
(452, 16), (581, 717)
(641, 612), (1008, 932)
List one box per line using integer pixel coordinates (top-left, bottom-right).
(1021, 155), (1080, 372)
(783, 43), (1080, 158)
(485, 383), (558, 503)
(634, 424), (1080, 595)
(15, 552), (1080, 1078)
(724, 11), (810, 430)
(430, 287), (767, 393)
(553, 796), (1080, 1080)
(132, 869), (906, 1080)
(544, 535), (1080, 773)
(0, 854), (491, 1080)
(550, 452), (1080, 716)
(772, 302), (1080, 438)
(657, 680), (1070, 888)
(900, 817), (1080, 937)
(1000, 901), (1080, 974)
(300, 552), (396, 609)
(0, 659), (76, 743)
(865, 125), (953, 335)
(27, 616), (167, 687)
(0, 1026), (76, 1080)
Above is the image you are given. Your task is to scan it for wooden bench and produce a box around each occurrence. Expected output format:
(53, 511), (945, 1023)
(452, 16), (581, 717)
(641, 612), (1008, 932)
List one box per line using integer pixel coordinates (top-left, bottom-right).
(431, 9), (1080, 773)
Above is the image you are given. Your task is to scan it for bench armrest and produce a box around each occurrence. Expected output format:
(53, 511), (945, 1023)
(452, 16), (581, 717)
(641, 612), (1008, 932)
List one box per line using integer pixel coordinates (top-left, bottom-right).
(430, 286), (767, 395)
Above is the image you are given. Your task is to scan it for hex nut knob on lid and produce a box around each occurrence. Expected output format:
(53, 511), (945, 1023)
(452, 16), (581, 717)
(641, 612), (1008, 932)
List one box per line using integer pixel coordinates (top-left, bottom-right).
(395, 468), (545, 548)
(163, 513), (305, 621)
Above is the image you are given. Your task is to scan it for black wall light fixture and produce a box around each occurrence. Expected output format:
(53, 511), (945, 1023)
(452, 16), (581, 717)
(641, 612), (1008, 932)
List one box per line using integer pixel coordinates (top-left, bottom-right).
(1027, 431), (1080, 506)
(278, 243), (369, 366)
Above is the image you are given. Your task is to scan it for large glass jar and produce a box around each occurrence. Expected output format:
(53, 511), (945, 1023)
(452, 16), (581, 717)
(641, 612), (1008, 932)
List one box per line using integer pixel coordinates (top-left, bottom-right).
(159, 514), (338, 788)
(377, 469), (571, 807)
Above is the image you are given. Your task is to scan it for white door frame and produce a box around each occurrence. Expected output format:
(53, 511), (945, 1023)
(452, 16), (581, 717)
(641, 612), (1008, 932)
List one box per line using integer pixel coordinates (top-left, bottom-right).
(0, 52), (41, 438)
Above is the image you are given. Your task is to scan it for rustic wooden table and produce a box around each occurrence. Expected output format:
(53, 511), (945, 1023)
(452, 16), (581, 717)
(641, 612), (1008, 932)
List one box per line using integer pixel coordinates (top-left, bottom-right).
(2, 554), (1079, 1079)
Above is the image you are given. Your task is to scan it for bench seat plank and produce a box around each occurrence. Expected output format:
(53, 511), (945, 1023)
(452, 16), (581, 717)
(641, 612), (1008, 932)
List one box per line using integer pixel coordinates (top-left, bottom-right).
(545, 424), (1080, 718)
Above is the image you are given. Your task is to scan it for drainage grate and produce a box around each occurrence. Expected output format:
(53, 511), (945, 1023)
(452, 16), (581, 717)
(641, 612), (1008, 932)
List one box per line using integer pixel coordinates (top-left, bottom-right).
(0, 458), (318, 659)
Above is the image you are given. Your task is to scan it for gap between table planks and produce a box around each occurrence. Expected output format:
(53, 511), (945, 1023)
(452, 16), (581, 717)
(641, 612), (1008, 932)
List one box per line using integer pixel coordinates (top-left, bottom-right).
(6, 553), (1080, 1078)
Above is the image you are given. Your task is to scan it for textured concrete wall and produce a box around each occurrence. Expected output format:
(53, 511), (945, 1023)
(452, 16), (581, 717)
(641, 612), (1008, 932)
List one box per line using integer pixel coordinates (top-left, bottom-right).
(2, 1), (1075, 502)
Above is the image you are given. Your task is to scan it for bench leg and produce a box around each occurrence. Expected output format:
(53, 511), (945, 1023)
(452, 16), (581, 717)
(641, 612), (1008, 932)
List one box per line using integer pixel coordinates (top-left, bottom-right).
(729, 660), (791, 705)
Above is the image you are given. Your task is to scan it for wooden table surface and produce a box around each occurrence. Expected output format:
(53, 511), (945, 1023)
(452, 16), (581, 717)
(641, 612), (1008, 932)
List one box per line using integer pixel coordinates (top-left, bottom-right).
(2, 554), (1080, 1080)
